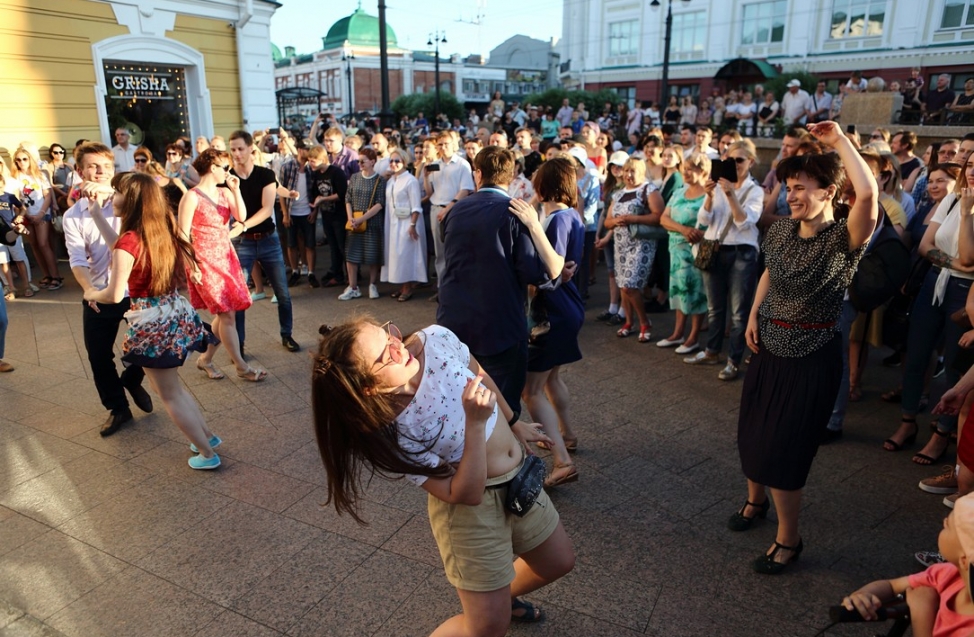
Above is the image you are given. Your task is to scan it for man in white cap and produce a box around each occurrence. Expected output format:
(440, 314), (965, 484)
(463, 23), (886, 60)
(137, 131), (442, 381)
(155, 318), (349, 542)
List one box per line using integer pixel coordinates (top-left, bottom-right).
(781, 79), (811, 126)
(841, 492), (974, 634)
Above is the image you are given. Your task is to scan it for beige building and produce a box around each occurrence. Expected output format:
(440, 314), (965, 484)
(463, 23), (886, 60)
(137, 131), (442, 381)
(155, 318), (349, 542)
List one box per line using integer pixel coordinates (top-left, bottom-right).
(0, 0), (279, 160)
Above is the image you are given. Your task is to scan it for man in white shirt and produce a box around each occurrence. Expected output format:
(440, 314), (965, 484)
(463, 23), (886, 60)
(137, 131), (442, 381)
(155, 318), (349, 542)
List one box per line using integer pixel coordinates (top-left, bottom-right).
(556, 99), (574, 128)
(423, 131), (475, 300)
(63, 142), (152, 436)
(111, 127), (138, 173)
(781, 79), (811, 126)
(692, 127), (720, 160)
(806, 81), (833, 123)
(370, 133), (392, 176)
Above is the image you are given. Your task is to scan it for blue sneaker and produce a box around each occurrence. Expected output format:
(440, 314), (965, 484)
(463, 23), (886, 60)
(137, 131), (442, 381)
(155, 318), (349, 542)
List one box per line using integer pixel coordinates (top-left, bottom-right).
(188, 453), (221, 470)
(189, 435), (222, 454)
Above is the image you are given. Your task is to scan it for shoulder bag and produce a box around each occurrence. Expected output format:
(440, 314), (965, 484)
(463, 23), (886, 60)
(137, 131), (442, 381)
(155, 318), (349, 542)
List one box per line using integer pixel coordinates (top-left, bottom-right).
(346, 176), (380, 234)
(694, 184), (754, 271)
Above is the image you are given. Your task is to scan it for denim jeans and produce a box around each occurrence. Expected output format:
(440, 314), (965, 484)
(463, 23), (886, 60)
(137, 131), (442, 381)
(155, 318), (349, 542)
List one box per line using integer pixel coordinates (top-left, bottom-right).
(475, 340), (528, 421)
(828, 299), (858, 431)
(574, 230), (596, 299)
(82, 299), (145, 414)
(0, 290), (6, 359)
(702, 245), (758, 365)
(902, 270), (969, 432)
(234, 231), (293, 345)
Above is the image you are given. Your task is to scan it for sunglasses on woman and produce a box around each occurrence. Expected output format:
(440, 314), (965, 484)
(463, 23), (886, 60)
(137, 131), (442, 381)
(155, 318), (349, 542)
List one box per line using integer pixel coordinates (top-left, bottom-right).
(134, 158), (148, 164)
(51, 150), (65, 156)
(389, 159), (403, 165)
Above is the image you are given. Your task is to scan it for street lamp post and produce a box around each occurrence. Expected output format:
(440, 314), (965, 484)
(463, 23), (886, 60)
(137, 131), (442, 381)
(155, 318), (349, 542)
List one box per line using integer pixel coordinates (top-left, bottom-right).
(342, 43), (355, 117)
(651, 0), (690, 108)
(378, 0), (393, 128)
(428, 31), (447, 129)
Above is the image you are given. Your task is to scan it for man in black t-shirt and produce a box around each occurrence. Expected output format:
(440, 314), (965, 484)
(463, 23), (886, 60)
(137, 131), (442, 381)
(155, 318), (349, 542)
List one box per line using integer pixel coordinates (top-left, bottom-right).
(229, 130), (300, 353)
(306, 146), (348, 286)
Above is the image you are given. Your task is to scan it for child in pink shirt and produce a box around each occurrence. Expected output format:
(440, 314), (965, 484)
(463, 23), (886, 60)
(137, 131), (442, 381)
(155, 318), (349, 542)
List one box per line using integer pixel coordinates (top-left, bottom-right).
(842, 493), (974, 636)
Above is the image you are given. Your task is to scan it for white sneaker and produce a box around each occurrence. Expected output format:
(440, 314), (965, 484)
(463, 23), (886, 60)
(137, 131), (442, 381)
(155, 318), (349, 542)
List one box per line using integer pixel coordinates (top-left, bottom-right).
(684, 350), (720, 365)
(271, 295), (278, 304)
(718, 361), (739, 381)
(369, 284), (380, 299)
(338, 286), (361, 301)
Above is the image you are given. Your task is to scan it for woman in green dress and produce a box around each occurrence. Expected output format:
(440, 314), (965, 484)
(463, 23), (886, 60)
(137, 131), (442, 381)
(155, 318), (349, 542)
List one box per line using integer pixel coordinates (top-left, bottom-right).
(657, 152), (710, 353)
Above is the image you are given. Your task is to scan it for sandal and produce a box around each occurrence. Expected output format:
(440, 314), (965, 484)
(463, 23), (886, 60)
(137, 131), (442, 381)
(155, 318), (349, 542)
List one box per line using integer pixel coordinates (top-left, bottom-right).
(544, 462), (579, 488)
(196, 360), (225, 380)
(637, 325), (652, 343)
(397, 291), (413, 302)
(511, 598), (545, 623)
(849, 385), (862, 402)
(46, 277), (64, 290)
(537, 437), (578, 454)
(236, 366), (267, 382)
(881, 388), (902, 403)
(883, 417), (918, 452)
(616, 324), (633, 338)
(727, 498), (770, 532)
(38, 276), (53, 289)
(914, 429), (951, 466)
(23, 288), (34, 298)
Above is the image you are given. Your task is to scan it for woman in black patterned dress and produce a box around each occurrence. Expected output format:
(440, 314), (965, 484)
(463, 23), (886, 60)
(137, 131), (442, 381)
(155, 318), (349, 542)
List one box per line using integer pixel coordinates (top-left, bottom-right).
(340, 147), (386, 301)
(730, 121), (879, 574)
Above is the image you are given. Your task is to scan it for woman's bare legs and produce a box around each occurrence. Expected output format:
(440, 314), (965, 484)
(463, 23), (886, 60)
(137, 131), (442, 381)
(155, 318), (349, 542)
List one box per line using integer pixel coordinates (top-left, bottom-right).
(346, 262), (360, 289)
(430, 522), (575, 637)
(212, 311), (247, 373)
(624, 288), (649, 331)
(143, 367), (215, 456)
(687, 313), (704, 347)
(665, 309), (687, 342)
(524, 369), (573, 482)
(545, 366), (577, 445)
(32, 221), (60, 280)
(368, 264), (380, 286)
(24, 229), (50, 281)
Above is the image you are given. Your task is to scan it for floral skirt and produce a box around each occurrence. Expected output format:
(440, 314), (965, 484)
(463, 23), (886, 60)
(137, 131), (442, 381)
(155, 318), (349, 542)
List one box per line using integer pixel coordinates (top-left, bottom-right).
(122, 292), (209, 369)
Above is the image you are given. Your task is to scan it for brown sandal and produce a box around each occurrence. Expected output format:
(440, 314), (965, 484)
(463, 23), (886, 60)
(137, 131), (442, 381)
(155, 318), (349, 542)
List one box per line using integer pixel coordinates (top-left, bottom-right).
(544, 462), (578, 488)
(537, 437), (578, 454)
(196, 360), (225, 380)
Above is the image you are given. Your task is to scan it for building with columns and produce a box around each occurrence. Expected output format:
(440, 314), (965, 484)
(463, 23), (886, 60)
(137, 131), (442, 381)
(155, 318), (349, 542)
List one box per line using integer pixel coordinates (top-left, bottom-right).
(559, 0), (974, 106)
(0, 0), (280, 160)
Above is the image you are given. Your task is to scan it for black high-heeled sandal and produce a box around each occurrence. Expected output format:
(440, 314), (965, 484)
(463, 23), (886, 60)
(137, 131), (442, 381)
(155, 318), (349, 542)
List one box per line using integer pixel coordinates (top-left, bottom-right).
(727, 498), (770, 532)
(753, 538), (803, 575)
(883, 417), (918, 452)
(913, 428), (951, 466)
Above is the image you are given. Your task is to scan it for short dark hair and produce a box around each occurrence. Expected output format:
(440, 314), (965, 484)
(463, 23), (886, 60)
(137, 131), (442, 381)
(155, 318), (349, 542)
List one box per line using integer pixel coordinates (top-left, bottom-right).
(533, 157), (578, 210)
(357, 147), (377, 163)
(229, 130), (254, 146)
(893, 130), (917, 151)
(640, 134), (663, 149)
(75, 142), (113, 168)
(681, 124), (696, 133)
(776, 153), (846, 199)
(473, 146), (515, 186)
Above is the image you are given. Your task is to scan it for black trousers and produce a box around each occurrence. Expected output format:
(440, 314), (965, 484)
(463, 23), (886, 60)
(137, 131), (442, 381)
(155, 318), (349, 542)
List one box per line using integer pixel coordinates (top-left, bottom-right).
(321, 214), (347, 281)
(474, 340), (528, 421)
(82, 300), (144, 415)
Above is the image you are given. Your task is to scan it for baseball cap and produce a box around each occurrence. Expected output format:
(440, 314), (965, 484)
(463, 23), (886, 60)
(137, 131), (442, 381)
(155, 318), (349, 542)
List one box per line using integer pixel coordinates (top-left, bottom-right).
(786, 79), (801, 88)
(583, 121), (600, 134)
(608, 150), (630, 167)
(566, 146), (588, 167)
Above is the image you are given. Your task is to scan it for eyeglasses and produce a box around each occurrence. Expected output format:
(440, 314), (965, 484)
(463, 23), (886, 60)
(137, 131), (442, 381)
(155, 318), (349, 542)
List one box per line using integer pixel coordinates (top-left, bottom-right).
(51, 150), (65, 156)
(389, 158), (403, 165)
(134, 158), (148, 164)
(167, 152), (180, 157)
(732, 157), (749, 164)
(372, 322), (404, 373)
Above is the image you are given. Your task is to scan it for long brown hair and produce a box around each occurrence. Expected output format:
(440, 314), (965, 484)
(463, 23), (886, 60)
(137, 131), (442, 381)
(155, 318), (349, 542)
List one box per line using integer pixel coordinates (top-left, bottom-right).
(113, 172), (196, 296)
(312, 319), (449, 524)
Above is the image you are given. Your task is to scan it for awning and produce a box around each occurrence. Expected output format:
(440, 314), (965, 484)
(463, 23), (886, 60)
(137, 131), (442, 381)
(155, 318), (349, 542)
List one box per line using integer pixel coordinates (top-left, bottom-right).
(714, 58), (779, 80)
(275, 87), (327, 127)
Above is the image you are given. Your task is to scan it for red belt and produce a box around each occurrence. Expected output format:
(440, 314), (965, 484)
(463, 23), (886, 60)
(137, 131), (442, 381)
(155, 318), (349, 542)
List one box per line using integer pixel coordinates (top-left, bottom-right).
(243, 231), (272, 241)
(770, 319), (837, 330)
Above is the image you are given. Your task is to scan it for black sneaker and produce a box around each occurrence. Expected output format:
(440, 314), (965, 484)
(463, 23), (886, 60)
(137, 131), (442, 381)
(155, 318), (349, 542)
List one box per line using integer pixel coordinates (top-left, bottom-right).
(288, 272), (300, 287)
(595, 310), (616, 321)
(282, 335), (300, 352)
(608, 314), (626, 326)
(308, 273), (320, 288)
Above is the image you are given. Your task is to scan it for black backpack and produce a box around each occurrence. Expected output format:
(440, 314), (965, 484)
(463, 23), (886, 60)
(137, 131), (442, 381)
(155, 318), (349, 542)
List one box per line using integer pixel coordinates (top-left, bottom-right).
(849, 217), (911, 313)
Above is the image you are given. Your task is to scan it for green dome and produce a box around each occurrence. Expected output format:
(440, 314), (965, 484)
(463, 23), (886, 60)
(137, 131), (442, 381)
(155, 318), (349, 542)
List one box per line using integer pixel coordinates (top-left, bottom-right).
(321, 7), (398, 50)
(271, 43), (283, 61)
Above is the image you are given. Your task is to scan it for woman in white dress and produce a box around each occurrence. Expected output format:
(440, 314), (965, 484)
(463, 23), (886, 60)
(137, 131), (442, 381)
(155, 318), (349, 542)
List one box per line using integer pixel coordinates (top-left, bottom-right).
(381, 148), (426, 301)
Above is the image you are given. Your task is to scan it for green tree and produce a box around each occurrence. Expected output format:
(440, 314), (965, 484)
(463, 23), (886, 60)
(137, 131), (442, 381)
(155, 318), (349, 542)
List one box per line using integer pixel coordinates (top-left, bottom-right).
(391, 91), (464, 123)
(524, 88), (622, 114)
(763, 71), (821, 104)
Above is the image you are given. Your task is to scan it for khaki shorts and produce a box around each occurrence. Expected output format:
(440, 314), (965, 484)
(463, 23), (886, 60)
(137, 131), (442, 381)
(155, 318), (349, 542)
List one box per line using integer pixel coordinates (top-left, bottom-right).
(427, 456), (561, 592)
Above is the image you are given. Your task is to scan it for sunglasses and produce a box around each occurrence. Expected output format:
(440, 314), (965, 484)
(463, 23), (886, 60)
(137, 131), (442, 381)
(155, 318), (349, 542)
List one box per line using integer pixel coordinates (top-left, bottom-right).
(167, 152), (180, 157)
(389, 158), (403, 164)
(870, 134), (884, 140)
(372, 322), (405, 373)
(732, 157), (749, 164)
(14, 157), (29, 163)
(220, 164), (231, 172)
(134, 158), (148, 164)
(51, 150), (65, 156)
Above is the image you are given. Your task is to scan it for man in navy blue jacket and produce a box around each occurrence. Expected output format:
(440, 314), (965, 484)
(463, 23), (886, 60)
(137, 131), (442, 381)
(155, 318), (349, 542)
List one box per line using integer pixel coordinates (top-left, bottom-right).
(437, 147), (564, 440)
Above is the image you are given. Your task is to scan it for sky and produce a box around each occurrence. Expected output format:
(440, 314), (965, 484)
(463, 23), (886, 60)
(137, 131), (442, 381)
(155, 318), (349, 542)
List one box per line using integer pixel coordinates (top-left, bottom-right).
(269, 0), (564, 60)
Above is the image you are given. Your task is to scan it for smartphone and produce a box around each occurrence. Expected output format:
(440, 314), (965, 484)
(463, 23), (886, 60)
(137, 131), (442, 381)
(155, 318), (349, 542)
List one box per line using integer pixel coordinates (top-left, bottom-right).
(268, 127), (282, 135)
(425, 164), (440, 172)
(710, 158), (737, 183)
(846, 124), (857, 134)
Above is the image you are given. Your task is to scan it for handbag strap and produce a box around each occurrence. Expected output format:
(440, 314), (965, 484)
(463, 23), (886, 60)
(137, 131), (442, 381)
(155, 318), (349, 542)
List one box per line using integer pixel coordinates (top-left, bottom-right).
(365, 175), (380, 211)
(715, 183), (754, 242)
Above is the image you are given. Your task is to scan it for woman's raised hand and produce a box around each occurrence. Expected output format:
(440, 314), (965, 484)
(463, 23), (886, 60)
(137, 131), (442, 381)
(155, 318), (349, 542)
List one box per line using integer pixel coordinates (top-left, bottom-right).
(508, 198), (541, 228)
(806, 121), (843, 147)
(225, 174), (240, 191)
(462, 375), (496, 426)
(960, 187), (974, 218)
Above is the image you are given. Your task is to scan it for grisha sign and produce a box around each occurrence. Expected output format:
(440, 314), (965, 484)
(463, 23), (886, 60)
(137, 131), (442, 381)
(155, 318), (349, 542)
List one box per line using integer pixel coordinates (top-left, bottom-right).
(106, 70), (175, 101)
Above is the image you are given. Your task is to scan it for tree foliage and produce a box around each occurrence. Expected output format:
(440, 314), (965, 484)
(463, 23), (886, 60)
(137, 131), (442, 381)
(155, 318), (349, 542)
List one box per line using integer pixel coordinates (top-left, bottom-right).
(522, 88), (622, 113)
(763, 71), (821, 102)
(391, 92), (464, 122)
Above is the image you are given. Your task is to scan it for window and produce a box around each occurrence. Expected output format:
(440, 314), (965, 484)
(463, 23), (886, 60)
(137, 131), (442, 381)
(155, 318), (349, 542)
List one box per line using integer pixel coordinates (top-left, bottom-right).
(941, 0), (974, 28)
(612, 86), (637, 110)
(830, 0), (886, 38)
(741, 1), (787, 45)
(672, 11), (707, 55)
(608, 21), (638, 57)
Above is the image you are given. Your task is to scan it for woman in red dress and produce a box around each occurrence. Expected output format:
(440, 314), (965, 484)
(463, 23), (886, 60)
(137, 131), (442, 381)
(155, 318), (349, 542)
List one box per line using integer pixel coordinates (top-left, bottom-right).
(178, 148), (265, 381)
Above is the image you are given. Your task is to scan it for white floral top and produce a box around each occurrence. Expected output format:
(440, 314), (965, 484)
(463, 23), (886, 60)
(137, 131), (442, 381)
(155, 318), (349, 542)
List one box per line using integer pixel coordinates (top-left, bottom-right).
(396, 325), (499, 485)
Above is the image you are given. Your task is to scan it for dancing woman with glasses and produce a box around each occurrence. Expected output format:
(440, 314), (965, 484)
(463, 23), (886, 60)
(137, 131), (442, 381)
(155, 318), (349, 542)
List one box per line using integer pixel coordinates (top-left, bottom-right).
(313, 318), (573, 635)
(177, 148), (263, 382)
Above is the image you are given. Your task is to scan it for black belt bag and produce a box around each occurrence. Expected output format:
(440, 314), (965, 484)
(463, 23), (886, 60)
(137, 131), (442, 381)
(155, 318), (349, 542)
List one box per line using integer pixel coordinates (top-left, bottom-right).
(504, 454), (545, 517)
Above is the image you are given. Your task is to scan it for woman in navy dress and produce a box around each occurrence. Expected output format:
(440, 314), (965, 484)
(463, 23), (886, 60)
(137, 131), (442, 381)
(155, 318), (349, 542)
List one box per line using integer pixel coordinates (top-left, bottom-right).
(510, 157), (585, 488)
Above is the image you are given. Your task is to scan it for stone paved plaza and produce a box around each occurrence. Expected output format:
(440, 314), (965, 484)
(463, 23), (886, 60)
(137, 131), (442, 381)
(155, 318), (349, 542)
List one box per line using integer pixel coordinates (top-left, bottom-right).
(0, 266), (953, 636)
